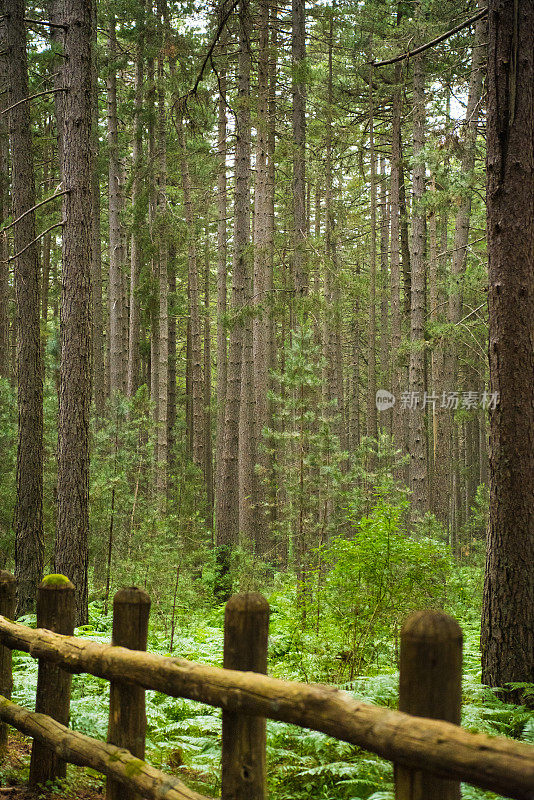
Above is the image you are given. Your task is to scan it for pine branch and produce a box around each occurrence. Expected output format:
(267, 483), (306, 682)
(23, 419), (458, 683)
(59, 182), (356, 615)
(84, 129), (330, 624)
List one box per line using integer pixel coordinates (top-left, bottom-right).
(0, 189), (69, 234)
(370, 7), (488, 67)
(1, 88), (66, 116)
(5, 221), (64, 263)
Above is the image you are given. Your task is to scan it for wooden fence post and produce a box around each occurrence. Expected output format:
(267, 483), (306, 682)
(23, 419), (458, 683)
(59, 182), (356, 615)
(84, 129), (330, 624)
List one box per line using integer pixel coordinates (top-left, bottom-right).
(106, 586), (150, 800)
(29, 575), (75, 786)
(395, 609), (462, 800)
(222, 593), (269, 800)
(0, 571), (16, 753)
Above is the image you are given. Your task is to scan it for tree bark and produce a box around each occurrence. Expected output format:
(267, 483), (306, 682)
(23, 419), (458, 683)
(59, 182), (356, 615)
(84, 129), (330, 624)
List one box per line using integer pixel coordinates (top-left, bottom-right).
(4, 0), (44, 615)
(408, 31), (428, 525)
(55, 0), (93, 626)
(127, 2), (146, 400)
(291, 0), (307, 297)
(481, 0), (534, 695)
(107, 17), (125, 397)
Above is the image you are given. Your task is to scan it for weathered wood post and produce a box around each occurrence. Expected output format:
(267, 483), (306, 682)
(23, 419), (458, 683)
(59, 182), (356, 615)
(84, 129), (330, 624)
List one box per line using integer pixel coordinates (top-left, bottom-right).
(0, 571), (16, 753)
(222, 593), (269, 800)
(395, 609), (462, 800)
(106, 587), (150, 800)
(29, 574), (75, 785)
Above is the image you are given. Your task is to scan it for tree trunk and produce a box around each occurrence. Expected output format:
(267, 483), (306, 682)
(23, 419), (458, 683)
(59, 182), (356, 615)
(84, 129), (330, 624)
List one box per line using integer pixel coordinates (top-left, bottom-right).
(178, 120), (203, 470)
(481, 0), (534, 695)
(0, 35), (10, 381)
(215, 67), (228, 543)
(107, 17), (125, 397)
(251, 0), (272, 556)
(390, 63), (404, 451)
(366, 69), (377, 440)
(127, 2), (145, 400)
(55, 0), (93, 626)
(91, 0), (104, 417)
(4, 0), (44, 615)
(156, 6), (168, 500)
(291, 0), (307, 297)
(408, 34), (428, 525)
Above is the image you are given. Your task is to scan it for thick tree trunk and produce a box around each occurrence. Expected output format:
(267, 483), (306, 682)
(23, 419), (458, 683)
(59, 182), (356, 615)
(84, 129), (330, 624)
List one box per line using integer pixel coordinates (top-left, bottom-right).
(5, 0), (44, 614)
(55, 0), (93, 626)
(0, 37), (9, 381)
(216, 0), (251, 595)
(481, 0), (534, 694)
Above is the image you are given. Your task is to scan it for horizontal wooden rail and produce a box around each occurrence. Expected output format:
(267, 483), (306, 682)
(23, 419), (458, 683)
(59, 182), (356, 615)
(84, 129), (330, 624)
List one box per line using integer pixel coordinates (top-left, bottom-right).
(0, 695), (210, 800)
(0, 615), (533, 800)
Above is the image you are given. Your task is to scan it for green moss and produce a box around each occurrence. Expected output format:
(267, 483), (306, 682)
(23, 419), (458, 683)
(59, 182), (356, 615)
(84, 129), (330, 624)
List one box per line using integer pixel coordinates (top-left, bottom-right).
(41, 574), (71, 588)
(124, 758), (144, 778)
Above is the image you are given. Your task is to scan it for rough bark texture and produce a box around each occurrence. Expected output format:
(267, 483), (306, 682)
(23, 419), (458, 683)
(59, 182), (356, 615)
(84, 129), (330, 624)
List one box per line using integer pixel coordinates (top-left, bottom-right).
(367, 73), (378, 440)
(291, 0), (307, 296)
(390, 64), (404, 451)
(251, 0), (272, 556)
(178, 121), (203, 470)
(217, 0), (251, 594)
(90, 0), (105, 416)
(408, 39), (428, 525)
(55, 0), (93, 626)
(0, 36), (10, 382)
(0, 616), (532, 798)
(156, 15), (168, 500)
(0, 572), (15, 752)
(127, 3), (145, 400)
(4, 0), (44, 616)
(481, 0), (534, 693)
(107, 16), (126, 397)
(215, 71), (228, 544)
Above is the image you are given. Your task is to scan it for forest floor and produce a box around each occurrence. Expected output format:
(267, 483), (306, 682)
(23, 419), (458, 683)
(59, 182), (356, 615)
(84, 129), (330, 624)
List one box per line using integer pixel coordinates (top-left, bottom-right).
(0, 732), (104, 799)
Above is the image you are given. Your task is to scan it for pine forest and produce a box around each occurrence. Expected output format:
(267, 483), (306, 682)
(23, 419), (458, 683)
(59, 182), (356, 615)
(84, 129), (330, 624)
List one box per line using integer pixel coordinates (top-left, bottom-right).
(0, 0), (533, 797)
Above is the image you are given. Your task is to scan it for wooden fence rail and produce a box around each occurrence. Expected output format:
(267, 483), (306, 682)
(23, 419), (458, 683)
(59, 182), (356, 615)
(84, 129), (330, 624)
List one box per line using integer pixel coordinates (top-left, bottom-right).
(0, 572), (533, 800)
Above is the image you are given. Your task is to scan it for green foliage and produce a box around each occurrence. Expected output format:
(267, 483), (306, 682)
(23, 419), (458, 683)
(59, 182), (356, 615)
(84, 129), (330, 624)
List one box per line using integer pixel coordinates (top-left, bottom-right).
(314, 500), (452, 679)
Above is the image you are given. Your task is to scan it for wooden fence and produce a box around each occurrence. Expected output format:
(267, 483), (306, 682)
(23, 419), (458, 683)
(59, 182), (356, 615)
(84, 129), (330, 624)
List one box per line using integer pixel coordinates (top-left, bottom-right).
(0, 571), (532, 800)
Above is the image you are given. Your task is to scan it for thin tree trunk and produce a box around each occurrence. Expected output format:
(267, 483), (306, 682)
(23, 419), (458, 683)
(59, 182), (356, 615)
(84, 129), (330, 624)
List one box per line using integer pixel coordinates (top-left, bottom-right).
(291, 0), (307, 297)
(215, 67), (228, 541)
(390, 62), (403, 451)
(55, 0), (93, 626)
(178, 120), (203, 469)
(91, 0), (104, 417)
(156, 5), (168, 500)
(127, 2), (146, 399)
(252, 0), (272, 556)
(107, 16), (125, 397)
(5, 0), (44, 614)
(408, 30), (428, 525)
(204, 236), (214, 531)
(367, 69), (378, 440)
